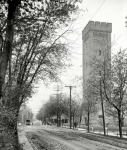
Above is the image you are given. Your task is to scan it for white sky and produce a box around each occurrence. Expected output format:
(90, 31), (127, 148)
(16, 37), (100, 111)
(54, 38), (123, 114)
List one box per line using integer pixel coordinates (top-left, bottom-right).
(27, 0), (127, 115)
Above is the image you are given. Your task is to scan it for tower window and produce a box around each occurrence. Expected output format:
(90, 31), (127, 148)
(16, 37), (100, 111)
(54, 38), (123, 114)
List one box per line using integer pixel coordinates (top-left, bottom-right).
(99, 49), (101, 56)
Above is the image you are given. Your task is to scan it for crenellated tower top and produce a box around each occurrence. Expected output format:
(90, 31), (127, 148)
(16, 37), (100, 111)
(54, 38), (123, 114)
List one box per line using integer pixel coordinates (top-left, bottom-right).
(82, 21), (112, 39)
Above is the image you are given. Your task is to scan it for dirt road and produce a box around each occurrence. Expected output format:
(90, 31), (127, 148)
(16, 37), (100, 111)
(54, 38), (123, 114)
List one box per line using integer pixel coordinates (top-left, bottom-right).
(22, 125), (126, 150)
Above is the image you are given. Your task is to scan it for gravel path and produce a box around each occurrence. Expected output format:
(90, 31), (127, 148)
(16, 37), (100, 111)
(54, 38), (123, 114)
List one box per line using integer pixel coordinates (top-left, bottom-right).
(23, 125), (127, 150)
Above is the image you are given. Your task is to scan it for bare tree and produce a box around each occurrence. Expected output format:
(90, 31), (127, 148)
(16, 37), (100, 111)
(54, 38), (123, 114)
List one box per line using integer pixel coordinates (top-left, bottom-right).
(71, 76), (83, 124)
(71, 99), (81, 129)
(91, 48), (127, 138)
(37, 93), (70, 126)
(82, 84), (97, 132)
(103, 50), (127, 138)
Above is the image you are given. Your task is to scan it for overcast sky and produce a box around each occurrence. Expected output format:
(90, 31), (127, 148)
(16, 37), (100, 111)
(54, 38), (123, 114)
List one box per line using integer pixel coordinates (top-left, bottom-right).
(27, 0), (127, 115)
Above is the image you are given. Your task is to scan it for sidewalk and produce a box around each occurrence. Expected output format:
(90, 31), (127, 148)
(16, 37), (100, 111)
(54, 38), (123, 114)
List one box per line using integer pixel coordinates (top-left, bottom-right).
(18, 130), (34, 150)
(63, 125), (127, 138)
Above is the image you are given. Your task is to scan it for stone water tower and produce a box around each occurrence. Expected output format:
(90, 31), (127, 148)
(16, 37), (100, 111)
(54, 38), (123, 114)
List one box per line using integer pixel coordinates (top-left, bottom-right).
(82, 21), (112, 125)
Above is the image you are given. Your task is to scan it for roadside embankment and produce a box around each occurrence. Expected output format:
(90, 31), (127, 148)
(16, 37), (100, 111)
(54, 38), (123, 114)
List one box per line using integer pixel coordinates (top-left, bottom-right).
(78, 132), (127, 148)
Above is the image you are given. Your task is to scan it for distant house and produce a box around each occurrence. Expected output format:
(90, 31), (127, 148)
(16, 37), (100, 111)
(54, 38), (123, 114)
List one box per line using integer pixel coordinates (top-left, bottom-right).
(50, 114), (69, 126)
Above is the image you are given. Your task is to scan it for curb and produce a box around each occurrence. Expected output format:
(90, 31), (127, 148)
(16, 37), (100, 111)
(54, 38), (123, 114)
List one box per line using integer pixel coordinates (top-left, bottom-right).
(25, 133), (38, 150)
(79, 132), (127, 149)
(18, 131), (34, 150)
(63, 126), (127, 148)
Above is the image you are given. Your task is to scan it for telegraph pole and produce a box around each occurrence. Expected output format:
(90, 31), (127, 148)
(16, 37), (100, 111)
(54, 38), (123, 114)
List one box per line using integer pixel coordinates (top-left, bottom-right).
(53, 83), (63, 127)
(125, 0), (127, 27)
(125, 16), (127, 48)
(125, 0), (127, 45)
(65, 86), (76, 129)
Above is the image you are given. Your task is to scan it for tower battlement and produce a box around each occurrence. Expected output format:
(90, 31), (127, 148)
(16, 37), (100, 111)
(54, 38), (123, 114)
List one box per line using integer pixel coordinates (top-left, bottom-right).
(82, 21), (112, 39)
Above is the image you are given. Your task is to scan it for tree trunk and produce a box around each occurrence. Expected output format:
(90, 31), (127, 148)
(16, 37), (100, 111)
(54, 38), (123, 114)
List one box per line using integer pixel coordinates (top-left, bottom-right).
(100, 79), (106, 135)
(121, 116), (124, 127)
(79, 107), (83, 123)
(1, 115), (20, 150)
(12, 127), (20, 150)
(0, 1), (17, 99)
(44, 117), (46, 125)
(57, 108), (59, 127)
(59, 111), (61, 127)
(11, 112), (20, 150)
(73, 113), (74, 129)
(118, 110), (122, 138)
(87, 112), (90, 132)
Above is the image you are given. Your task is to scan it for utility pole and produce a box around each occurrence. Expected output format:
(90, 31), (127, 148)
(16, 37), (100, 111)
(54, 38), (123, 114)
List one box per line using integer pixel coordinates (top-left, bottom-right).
(65, 86), (76, 129)
(125, 0), (127, 27)
(125, 16), (127, 27)
(53, 83), (63, 127)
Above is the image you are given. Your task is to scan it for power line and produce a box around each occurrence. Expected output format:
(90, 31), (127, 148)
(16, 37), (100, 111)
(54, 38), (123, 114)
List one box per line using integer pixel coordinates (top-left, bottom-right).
(69, 0), (106, 48)
(90, 0), (106, 20)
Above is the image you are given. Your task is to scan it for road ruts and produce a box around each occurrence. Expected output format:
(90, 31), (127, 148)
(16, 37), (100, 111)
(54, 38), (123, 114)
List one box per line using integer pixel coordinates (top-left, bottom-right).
(24, 126), (127, 150)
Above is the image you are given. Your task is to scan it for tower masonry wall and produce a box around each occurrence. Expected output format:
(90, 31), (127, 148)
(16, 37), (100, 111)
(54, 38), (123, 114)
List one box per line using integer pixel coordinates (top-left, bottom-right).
(82, 21), (112, 39)
(82, 21), (112, 126)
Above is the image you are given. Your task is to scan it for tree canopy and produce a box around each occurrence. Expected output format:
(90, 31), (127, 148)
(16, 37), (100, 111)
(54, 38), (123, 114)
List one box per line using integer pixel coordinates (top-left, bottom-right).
(0, 1), (81, 149)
